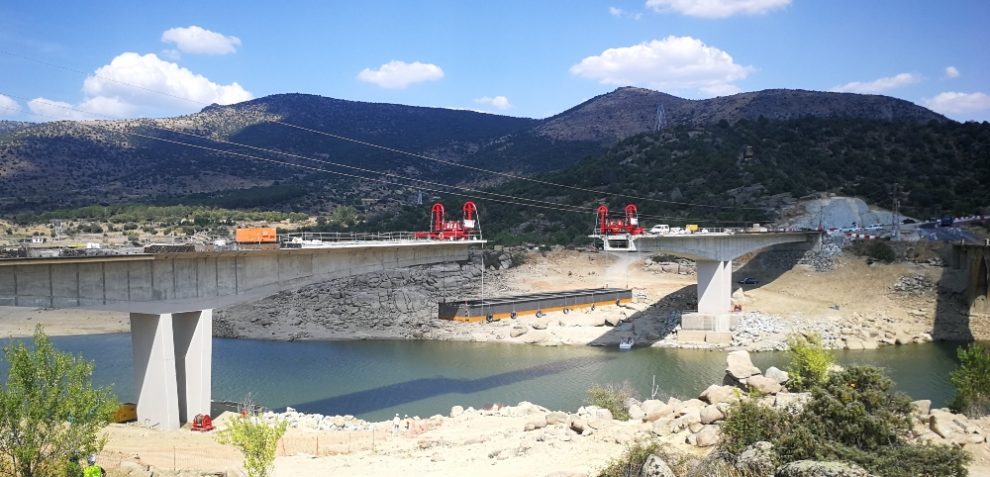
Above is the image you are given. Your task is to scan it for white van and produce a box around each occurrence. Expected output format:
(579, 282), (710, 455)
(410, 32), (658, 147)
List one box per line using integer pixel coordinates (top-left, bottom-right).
(650, 224), (670, 234)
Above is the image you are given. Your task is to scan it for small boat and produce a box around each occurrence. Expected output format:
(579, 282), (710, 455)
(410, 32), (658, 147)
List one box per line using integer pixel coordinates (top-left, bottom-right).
(618, 338), (634, 351)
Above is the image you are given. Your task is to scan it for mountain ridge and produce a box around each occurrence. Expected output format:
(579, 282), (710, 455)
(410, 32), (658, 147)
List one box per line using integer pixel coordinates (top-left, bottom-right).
(0, 87), (955, 214)
(534, 87), (947, 143)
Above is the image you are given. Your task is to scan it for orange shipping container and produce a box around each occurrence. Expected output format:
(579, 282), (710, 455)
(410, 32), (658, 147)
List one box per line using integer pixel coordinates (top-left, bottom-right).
(235, 228), (278, 243)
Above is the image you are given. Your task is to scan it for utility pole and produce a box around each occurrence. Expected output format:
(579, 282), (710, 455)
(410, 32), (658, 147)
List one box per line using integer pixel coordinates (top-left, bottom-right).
(890, 183), (907, 240)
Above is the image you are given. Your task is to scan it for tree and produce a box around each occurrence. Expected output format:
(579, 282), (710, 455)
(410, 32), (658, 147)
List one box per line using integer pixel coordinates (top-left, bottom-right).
(215, 411), (287, 477)
(0, 326), (118, 477)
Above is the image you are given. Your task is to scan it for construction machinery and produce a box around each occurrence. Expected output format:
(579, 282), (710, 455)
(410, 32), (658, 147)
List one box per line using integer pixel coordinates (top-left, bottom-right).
(595, 204), (645, 236)
(413, 202), (480, 240)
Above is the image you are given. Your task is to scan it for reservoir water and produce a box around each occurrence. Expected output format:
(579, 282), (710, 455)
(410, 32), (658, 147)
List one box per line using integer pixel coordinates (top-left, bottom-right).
(0, 334), (963, 422)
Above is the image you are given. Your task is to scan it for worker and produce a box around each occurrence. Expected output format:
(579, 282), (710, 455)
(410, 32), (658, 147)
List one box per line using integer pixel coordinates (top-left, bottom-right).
(392, 413), (400, 433)
(83, 455), (104, 477)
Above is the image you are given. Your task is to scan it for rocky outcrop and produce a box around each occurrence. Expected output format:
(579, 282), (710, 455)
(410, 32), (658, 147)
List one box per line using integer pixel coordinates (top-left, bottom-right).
(216, 257), (504, 340)
(775, 460), (875, 477)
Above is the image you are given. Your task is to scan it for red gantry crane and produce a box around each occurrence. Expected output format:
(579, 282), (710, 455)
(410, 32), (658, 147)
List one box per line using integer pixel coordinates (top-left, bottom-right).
(595, 204), (645, 236)
(414, 201), (480, 240)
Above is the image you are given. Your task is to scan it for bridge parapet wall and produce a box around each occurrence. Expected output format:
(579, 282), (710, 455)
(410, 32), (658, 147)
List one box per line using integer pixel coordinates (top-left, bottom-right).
(0, 241), (474, 313)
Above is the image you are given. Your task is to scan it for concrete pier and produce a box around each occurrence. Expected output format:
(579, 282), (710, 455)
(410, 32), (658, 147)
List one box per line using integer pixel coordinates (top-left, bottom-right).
(697, 259), (732, 314)
(130, 310), (212, 430)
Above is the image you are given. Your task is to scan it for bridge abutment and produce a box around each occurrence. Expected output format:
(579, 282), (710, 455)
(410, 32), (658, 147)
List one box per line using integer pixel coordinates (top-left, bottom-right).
(130, 309), (212, 430)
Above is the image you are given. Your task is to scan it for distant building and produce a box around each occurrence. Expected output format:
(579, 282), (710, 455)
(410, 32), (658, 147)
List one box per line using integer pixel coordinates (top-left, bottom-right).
(30, 236), (46, 244)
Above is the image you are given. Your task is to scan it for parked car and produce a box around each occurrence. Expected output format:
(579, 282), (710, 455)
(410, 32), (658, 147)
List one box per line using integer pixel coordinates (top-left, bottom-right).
(650, 224), (670, 234)
(737, 277), (759, 285)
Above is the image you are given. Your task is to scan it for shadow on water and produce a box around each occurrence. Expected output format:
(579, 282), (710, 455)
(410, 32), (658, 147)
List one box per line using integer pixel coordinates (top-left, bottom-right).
(290, 354), (615, 415)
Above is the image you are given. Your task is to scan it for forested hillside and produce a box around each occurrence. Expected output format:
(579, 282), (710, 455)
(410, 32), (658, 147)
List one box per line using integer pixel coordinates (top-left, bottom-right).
(368, 117), (990, 245)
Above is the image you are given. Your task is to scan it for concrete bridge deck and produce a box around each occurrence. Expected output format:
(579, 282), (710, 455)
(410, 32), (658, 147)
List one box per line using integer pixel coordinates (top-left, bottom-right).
(593, 231), (821, 318)
(0, 239), (482, 429)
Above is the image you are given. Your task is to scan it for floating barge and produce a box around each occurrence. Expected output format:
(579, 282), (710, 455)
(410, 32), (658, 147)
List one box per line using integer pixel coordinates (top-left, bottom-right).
(439, 288), (633, 323)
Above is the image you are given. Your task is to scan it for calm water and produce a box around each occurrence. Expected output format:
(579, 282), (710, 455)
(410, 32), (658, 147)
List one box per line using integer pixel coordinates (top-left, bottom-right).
(0, 335), (963, 421)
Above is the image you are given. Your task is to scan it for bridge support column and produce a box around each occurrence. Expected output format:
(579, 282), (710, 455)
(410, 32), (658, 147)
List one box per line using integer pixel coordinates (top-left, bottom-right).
(696, 259), (732, 315)
(130, 309), (212, 430)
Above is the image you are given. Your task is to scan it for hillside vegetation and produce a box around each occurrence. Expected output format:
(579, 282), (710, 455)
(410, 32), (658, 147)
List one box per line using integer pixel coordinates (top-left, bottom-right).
(389, 117), (990, 245)
(0, 88), (949, 216)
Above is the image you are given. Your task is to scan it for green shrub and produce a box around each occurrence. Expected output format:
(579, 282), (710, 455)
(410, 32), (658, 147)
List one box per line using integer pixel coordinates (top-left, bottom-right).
(720, 366), (970, 477)
(949, 344), (990, 417)
(851, 240), (897, 263)
(215, 411), (288, 477)
(785, 333), (834, 391)
(776, 366), (970, 477)
(586, 382), (635, 421)
(719, 399), (790, 455)
(595, 441), (660, 477)
(596, 442), (741, 477)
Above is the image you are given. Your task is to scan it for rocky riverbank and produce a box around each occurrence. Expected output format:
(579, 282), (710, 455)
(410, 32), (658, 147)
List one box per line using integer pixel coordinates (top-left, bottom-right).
(106, 349), (990, 477)
(210, 244), (956, 354)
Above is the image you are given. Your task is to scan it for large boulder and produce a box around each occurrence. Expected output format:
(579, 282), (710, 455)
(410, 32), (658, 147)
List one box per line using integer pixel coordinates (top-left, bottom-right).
(700, 384), (742, 405)
(641, 400), (674, 422)
(726, 350), (762, 380)
(605, 315), (624, 327)
(736, 441), (776, 477)
(639, 454), (677, 477)
(546, 411), (569, 425)
(510, 326), (529, 338)
(747, 375), (784, 395)
(692, 425), (720, 447)
(765, 366), (790, 385)
(775, 460), (876, 477)
(700, 404), (725, 424)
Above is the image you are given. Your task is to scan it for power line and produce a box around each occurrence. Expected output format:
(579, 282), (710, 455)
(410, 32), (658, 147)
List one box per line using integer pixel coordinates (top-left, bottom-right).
(1, 49), (767, 212)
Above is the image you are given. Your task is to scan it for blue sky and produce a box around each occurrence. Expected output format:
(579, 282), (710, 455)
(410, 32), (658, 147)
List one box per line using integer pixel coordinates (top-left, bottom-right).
(1, 0), (988, 122)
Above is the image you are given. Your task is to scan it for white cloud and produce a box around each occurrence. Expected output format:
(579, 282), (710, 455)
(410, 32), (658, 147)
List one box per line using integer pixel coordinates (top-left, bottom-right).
(27, 52), (252, 121)
(27, 98), (94, 120)
(609, 6), (643, 19)
(161, 26), (241, 55)
(83, 52), (252, 109)
(474, 96), (512, 110)
(945, 66), (960, 79)
(0, 94), (20, 115)
(924, 91), (990, 117)
(569, 36), (752, 97)
(645, 0), (790, 18)
(357, 60), (444, 89)
(830, 73), (920, 94)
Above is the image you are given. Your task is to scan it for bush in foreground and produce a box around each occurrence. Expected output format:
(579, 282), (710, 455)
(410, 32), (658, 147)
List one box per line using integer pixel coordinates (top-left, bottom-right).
(949, 343), (990, 417)
(785, 333), (834, 391)
(0, 326), (118, 477)
(215, 411), (288, 477)
(586, 382), (636, 421)
(720, 366), (970, 477)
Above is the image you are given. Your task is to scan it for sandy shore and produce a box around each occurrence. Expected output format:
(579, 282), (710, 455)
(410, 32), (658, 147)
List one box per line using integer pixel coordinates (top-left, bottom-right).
(0, 306), (129, 338)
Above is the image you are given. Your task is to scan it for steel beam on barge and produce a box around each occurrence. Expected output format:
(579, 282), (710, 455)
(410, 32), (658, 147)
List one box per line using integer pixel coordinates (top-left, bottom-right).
(439, 288), (633, 322)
